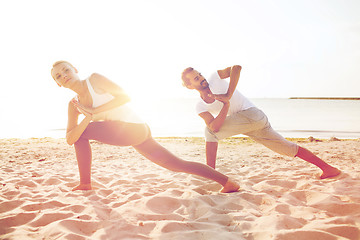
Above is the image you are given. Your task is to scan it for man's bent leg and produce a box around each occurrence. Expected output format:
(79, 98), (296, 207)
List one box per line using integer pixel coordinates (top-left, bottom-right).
(204, 108), (268, 169)
(206, 142), (218, 169)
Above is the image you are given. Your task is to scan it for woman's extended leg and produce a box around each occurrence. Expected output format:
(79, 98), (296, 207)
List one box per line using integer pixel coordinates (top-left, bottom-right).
(73, 121), (239, 192)
(134, 137), (239, 193)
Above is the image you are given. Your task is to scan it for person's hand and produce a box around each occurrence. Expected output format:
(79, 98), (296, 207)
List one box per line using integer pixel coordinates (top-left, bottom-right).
(212, 94), (231, 103)
(71, 98), (93, 117)
(208, 94), (230, 106)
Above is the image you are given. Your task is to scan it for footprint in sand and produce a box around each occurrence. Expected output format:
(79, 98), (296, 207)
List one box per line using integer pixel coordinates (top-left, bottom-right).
(276, 229), (339, 240)
(312, 201), (360, 216)
(21, 200), (68, 211)
(146, 196), (182, 214)
(0, 212), (37, 231)
(16, 179), (38, 188)
(57, 219), (102, 236)
(321, 225), (360, 240)
(0, 200), (24, 213)
(44, 176), (63, 185)
(28, 212), (74, 227)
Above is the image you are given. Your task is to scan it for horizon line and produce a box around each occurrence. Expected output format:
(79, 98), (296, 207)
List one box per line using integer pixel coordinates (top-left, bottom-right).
(289, 97), (360, 100)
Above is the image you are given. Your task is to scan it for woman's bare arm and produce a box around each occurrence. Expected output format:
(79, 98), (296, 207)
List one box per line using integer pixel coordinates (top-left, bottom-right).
(88, 73), (130, 114)
(65, 101), (92, 145)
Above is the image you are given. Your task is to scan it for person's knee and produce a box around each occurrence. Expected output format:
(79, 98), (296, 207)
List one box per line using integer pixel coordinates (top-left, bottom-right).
(205, 127), (219, 142)
(74, 135), (89, 148)
(276, 142), (299, 158)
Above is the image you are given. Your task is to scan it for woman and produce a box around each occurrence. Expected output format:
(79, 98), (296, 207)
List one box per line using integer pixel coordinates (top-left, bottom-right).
(51, 60), (239, 193)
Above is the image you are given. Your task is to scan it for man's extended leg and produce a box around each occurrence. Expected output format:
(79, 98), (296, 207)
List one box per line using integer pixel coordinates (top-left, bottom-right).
(248, 124), (341, 179)
(206, 142), (218, 169)
(295, 146), (341, 179)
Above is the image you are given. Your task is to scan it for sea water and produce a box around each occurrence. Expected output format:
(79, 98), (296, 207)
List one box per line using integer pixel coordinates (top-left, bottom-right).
(3, 98), (360, 139)
(251, 98), (360, 139)
(137, 98), (360, 139)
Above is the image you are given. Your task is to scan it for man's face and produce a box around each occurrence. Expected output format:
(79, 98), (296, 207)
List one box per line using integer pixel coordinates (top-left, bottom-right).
(185, 70), (209, 91)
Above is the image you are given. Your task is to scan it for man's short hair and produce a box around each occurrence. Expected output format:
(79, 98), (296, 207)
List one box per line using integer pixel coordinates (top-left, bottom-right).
(181, 67), (194, 88)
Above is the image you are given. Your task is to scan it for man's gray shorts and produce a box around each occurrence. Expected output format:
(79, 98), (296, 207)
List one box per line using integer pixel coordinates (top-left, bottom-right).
(205, 107), (299, 157)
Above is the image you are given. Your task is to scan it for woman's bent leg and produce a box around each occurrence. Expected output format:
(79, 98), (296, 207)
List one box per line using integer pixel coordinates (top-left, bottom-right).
(134, 137), (239, 193)
(73, 137), (92, 190)
(72, 121), (149, 190)
(81, 121), (149, 146)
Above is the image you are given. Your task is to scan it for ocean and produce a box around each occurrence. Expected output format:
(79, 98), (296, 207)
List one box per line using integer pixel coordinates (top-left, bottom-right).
(4, 98), (360, 139)
(137, 98), (360, 139)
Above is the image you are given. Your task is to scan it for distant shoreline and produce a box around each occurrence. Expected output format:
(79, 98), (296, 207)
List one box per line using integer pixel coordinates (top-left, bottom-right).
(290, 97), (360, 100)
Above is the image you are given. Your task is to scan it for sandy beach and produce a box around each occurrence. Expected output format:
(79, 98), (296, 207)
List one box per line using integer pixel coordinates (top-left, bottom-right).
(0, 137), (359, 240)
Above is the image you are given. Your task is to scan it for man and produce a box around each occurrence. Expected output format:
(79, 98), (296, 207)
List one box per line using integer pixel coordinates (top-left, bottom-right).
(181, 65), (340, 179)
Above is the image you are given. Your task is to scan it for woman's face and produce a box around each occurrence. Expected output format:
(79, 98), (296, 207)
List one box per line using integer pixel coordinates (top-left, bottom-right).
(52, 62), (79, 88)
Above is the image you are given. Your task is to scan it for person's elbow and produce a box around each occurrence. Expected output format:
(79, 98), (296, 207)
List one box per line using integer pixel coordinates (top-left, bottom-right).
(124, 95), (131, 104)
(66, 137), (74, 146)
(211, 127), (221, 133)
(117, 94), (131, 105)
(66, 133), (76, 145)
(209, 122), (221, 133)
(233, 65), (242, 71)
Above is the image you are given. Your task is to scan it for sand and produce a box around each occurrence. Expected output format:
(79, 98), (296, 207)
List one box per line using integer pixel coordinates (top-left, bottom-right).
(0, 137), (359, 240)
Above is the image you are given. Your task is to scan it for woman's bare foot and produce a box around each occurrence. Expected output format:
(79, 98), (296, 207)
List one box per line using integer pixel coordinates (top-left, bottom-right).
(320, 167), (341, 179)
(220, 178), (240, 193)
(72, 183), (92, 191)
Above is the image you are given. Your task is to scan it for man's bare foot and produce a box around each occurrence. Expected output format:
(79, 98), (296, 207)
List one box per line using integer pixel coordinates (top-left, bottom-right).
(220, 179), (240, 193)
(320, 167), (341, 179)
(72, 183), (92, 191)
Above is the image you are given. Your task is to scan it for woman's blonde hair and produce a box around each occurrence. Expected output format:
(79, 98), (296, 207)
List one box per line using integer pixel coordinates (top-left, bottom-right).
(51, 60), (75, 79)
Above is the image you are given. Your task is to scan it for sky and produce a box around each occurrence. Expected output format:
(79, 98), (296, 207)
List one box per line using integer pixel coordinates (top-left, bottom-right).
(0, 0), (359, 138)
